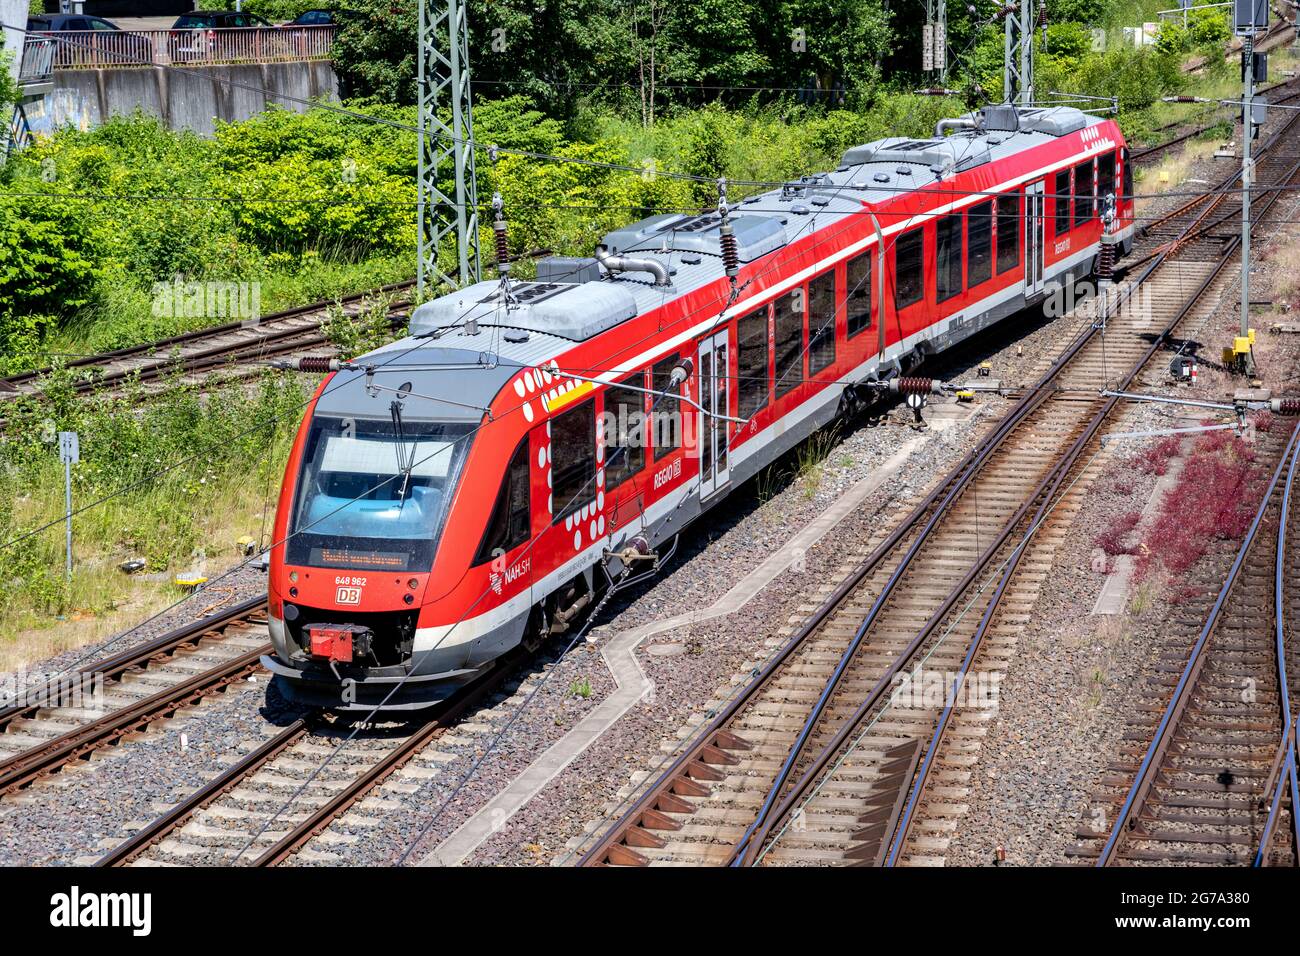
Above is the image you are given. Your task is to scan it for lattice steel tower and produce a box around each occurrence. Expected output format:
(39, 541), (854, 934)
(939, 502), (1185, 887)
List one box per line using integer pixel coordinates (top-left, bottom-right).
(418, 0), (481, 296)
(1003, 0), (1035, 105)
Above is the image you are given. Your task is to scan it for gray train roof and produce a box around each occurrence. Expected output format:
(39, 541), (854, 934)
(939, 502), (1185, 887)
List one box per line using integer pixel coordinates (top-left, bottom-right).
(389, 105), (1106, 410)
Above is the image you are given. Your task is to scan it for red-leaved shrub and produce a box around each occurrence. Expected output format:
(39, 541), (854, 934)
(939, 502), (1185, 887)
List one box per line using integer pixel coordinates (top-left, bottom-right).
(1135, 431), (1266, 582)
(1132, 435), (1184, 476)
(1096, 511), (1142, 555)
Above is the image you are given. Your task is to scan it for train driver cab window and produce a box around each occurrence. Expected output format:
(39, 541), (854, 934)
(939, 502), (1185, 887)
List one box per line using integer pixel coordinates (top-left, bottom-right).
(846, 251), (872, 338)
(737, 307), (769, 418)
(603, 374), (647, 488)
(474, 438), (531, 565)
(936, 214), (963, 303)
(651, 354), (682, 460)
(1074, 160), (1095, 225)
(1121, 147), (1133, 204)
(774, 288), (804, 397)
(894, 227), (924, 311)
(996, 192), (1020, 273)
(551, 398), (596, 522)
(808, 269), (837, 375)
(1054, 170), (1071, 236)
(967, 200), (993, 288)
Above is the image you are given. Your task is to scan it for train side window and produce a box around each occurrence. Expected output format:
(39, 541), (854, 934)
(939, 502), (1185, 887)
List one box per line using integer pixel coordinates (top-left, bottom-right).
(1074, 160), (1095, 225)
(967, 200), (993, 288)
(1054, 170), (1071, 236)
(846, 251), (872, 338)
(774, 288), (803, 397)
(474, 437), (531, 565)
(808, 270), (837, 375)
(996, 193), (1020, 273)
(894, 227), (924, 310)
(651, 354), (681, 460)
(1121, 147), (1132, 202)
(551, 398), (596, 522)
(737, 308), (769, 417)
(603, 374), (647, 489)
(936, 214), (963, 303)
(1097, 153), (1116, 209)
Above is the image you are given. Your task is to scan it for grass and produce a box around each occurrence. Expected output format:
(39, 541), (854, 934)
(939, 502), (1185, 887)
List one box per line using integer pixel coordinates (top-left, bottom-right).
(0, 369), (306, 668)
(22, 253), (412, 372)
(1262, 231), (1300, 312)
(568, 678), (593, 699)
(794, 430), (839, 501)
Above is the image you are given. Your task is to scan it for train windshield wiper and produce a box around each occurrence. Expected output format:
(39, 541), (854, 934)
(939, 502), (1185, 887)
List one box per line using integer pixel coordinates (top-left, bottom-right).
(390, 400), (414, 502)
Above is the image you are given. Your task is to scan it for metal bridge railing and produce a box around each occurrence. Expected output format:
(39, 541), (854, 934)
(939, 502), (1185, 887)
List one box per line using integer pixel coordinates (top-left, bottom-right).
(18, 36), (56, 82)
(30, 25), (336, 71)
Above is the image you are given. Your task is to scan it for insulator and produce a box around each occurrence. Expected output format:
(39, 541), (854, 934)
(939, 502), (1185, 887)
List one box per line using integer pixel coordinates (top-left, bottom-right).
(297, 357), (339, 374)
(494, 219), (511, 273)
(1038, 6), (1047, 26)
(891, 377), (936, 396)
(720, 222), (739, 279)
(1272, 398), (1300, 416)
(1097, 240), (1116, 282)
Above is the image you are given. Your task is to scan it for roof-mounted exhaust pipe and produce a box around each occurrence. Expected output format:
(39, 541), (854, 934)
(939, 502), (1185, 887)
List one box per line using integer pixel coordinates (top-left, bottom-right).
(594, 244), (671, 287)
(934, 117), (978, 138)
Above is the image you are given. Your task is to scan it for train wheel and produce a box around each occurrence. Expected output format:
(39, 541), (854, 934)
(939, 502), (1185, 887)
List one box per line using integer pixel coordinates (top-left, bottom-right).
(522, 605), (549, 654)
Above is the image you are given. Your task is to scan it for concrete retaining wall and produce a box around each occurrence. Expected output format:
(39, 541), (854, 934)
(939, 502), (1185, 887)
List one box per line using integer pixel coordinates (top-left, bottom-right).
(26, 60), (338, 137)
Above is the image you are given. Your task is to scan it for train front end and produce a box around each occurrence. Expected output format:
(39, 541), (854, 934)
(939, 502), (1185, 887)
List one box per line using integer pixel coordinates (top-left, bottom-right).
(262, 346), (514, 711)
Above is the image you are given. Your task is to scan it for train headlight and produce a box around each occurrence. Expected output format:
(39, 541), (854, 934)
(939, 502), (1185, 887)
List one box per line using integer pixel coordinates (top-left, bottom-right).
(289, 571), (299, 583)
(407, 577), (419, 590)
(403, 593), (415, 605)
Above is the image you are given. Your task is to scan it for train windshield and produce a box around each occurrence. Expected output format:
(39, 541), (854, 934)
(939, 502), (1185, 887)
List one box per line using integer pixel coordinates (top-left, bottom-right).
(285, 415), (474, 573)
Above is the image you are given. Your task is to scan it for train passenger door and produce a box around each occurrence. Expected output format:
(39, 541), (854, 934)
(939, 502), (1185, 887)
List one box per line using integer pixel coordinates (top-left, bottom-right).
(1025, 180), (1046, 298)
(697, 330), (730, 500)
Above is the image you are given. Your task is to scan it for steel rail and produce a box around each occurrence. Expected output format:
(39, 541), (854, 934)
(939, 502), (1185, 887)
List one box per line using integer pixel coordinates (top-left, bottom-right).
(1254, 438), (1300, 867)
(0, 248), (552, 403)
(1131, 79), (1300, 162)
(0, 594), (268, 733)
(0, 644), (268, 793)
(251, 652), (521, 866)
(0, 281), (416, 393)
(96, 718), (312, 867)
(745, 241), (1234, 866)
(573, 370), (1064, 865)
(737, 106), (1300, 866)
(1096, 421), (1300, 866)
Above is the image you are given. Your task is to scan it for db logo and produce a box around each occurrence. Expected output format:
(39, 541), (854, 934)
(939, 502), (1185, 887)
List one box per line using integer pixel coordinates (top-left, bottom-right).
(336, 586), (362, 605)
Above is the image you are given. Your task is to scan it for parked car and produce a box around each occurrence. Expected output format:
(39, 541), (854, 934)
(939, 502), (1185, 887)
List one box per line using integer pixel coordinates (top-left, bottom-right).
(168, 10), (277, 61)
(285, 9), (339, 25)
(27, 14), (154, 66)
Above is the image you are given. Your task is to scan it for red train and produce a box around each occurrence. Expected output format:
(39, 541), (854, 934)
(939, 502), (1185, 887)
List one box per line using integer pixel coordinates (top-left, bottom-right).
(263, 104), (1134, 710)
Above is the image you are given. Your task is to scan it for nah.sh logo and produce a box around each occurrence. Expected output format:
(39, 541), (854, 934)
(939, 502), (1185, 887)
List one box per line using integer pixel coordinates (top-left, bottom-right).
(336, 586), (362, 605)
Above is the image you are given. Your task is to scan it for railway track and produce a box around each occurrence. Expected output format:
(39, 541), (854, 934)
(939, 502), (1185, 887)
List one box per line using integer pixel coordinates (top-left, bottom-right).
(95, 651), (521, 866)
(0, 281), (417, 406)
(0, 596), (271, 795)
(1070, 425), (1300, 866)
(1131, 71), (1300, 166)
(574, 104), (1300, 868)
(0, 249), (551, 409)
